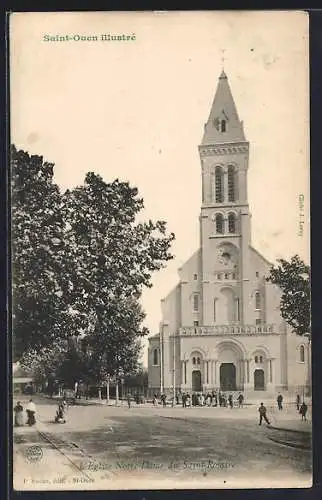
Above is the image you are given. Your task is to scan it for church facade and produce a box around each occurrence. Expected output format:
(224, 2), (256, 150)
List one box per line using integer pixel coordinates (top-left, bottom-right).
(148, 71), (310, 399)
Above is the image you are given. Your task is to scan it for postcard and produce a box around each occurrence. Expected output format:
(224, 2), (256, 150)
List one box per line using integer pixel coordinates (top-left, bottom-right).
(10, 10), (311, 490)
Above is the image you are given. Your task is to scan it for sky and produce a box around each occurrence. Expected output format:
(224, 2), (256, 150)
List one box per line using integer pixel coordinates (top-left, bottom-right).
(10, 11), (310, 366)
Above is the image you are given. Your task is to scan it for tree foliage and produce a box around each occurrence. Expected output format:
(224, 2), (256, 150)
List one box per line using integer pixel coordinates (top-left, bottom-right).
(11, 146), (74, 357)
(266, 255), (311, 336)
(11, 145), (175, 380)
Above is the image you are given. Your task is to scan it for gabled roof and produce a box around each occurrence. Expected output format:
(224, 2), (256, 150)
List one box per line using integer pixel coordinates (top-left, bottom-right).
(249, 245), (273, 267)
(202, 71), (246, 145)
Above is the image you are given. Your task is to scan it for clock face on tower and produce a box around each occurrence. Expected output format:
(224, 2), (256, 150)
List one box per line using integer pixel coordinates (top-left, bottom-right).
(217, 244), (238, 267)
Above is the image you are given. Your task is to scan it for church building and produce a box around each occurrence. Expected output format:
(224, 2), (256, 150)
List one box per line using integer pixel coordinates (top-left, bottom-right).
(148, 70), (310, 399)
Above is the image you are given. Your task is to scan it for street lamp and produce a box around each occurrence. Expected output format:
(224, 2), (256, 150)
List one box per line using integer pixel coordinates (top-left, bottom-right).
(172, 334), (176, 407)
(303, 332), (311, 397)
(106, 373), (110, 405)
(121, 378), (124, 403)
(160, 325), (164, 394)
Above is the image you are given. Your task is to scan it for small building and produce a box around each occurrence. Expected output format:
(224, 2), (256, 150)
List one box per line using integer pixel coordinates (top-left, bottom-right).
(13, 362), (34, 394)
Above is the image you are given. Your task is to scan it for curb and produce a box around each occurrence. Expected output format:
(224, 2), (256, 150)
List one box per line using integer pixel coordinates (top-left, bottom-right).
(267, 436), (311, 451)
(268, 425), (311, 436)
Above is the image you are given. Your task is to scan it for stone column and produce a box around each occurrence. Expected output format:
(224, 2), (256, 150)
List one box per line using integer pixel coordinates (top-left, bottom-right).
(185, 360), (190, 390)
(181, 361), (185, 387)
(223, 169), (228, 203)
(266, 358), (275, 395)
(244, 359), (252, 391)
(215, 361), (221, 390)
(203, 360), (209, 387)
(209, 360), (213, 386)
(237, 360), (243, 390)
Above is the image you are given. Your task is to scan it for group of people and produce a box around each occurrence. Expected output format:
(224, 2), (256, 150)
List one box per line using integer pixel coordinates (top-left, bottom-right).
(276, 393), (308, 421)
(14, 398), (69, 427)
(14, 399), (37, 427)
(257, 394), (309, 426)
(154, 391), (245, 409)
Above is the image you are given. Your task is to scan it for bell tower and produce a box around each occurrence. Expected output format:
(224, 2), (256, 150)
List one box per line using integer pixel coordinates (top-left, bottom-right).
(199, 71), (253, 326)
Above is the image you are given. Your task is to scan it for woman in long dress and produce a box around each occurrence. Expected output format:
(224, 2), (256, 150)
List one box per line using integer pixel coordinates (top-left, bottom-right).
(14, 401), (24, 426)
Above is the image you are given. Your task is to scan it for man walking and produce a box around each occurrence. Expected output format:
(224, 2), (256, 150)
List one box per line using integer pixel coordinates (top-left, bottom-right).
(277, 393), (283, 410)
(127, 393), (131, 408)
(237, 393), (244, 408)
(258, 402), (271, 425)
(228, 394), (233, 409)
(299, 401), (308, 421)
(161, 393), (167, 408)
(296, 394), (301, 411)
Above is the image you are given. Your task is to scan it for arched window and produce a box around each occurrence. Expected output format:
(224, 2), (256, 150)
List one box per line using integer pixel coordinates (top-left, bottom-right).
(228, 166), (236, 202)
(255, 355), (258, 363)
(228, 213), (236, 233)
(153, 348), (159, 365)
(197, 357), (201, 365)
(221, 120), (226, 133)
(192, 357), (196, 365)
(215, 167), (224, 203)
(300, 345), (305, 363)
(193, 294), (199, 312)
(216, 213), (224, 233)
(255, 292), (261, 310)
(259, 356), (263, 363)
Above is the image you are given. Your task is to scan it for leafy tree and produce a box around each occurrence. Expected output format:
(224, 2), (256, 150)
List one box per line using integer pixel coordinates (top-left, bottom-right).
(11, 145), (77, 359)
(12, 147), (175, 381)
(266, 254), (311, 336)
(60, 172), (175, 378)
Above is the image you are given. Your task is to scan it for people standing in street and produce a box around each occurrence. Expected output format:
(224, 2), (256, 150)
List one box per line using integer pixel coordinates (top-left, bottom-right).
(258, 402), (271, 425)
(55, 403), (66, 423)
(237, 393), (244, 408)
(161, 393), (167, 408)
(277, 393), (283, 410)
(299, 401), (308, 421)
(26, 399), (37, 426)
(296, 394), (301, 411)
(182, 393), (187, 408)
(228, 394), (233, 409)
(153, 393), (158, 406)
(127, 393), (131, 408)
(14, 401), (24, 426)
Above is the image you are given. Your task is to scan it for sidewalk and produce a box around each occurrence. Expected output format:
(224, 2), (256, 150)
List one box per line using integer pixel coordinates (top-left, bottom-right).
(13, 416), (98, 490)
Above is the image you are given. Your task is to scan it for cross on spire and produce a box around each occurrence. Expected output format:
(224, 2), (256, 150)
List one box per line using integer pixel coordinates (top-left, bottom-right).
(221, 49), (226, 70)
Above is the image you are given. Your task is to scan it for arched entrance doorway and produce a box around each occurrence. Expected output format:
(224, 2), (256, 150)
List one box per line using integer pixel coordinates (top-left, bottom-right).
(192, 370), (202, 392)
(254, 369), (265, 390)
(220, 363), (236, 391)
(217, 340), (245, 391)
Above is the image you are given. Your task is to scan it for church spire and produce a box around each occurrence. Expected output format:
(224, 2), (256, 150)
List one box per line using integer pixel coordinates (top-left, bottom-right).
(201, 71), (246, 145)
